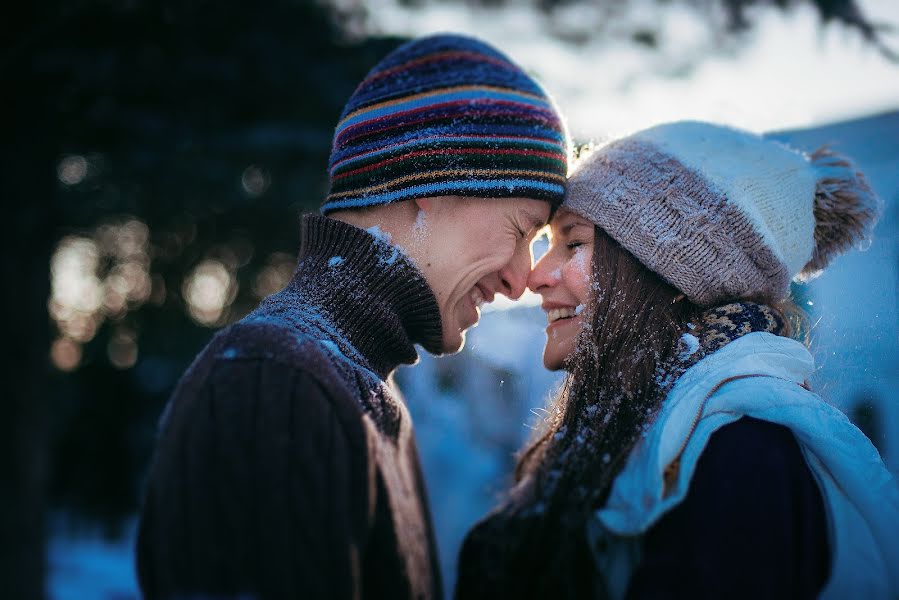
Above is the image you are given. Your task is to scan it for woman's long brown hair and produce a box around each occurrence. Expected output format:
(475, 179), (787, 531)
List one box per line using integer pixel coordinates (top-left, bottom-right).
(515, 227), (702, 489)
(458, 227), (704, 599)
(456, 225), (800, 599)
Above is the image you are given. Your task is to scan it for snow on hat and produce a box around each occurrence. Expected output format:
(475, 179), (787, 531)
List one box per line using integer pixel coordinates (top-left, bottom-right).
(564, 121), (881, 306)
(321, 33), (569, 215)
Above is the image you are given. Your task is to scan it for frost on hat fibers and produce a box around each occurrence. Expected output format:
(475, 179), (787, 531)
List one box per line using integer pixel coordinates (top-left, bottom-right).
(564, 121), (881, 306)
(322, 33), (569, 214)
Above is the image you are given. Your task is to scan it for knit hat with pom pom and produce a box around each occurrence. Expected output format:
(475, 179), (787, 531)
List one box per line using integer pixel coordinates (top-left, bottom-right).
(563, 121), (881, 306)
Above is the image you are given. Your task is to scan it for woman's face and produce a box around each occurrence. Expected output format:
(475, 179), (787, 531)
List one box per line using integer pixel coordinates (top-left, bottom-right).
(527, 209), (595, 370)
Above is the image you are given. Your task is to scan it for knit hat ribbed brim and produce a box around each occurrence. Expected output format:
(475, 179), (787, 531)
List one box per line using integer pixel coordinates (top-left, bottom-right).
(322, 34), (569, 214)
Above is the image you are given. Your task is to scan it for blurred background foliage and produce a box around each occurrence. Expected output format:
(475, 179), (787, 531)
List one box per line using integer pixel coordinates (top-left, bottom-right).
(0, 0), (890, 597)
(383, 0), (897, 60)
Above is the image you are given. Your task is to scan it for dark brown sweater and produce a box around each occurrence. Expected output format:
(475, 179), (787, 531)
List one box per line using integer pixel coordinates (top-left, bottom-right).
(137, 215), (445, 600)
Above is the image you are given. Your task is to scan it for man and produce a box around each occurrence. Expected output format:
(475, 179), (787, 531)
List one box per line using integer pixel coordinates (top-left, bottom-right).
(136, 33), (568, 599)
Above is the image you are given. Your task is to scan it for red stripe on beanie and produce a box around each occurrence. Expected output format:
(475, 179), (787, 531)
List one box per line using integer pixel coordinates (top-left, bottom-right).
(332, 147), (565, 180)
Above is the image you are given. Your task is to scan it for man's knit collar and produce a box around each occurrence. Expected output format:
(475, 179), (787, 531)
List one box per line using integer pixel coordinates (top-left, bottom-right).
(260, 214), (443, 379)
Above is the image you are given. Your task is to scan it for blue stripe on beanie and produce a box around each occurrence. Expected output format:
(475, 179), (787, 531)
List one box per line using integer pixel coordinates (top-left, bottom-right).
(323, 33), (569, 214)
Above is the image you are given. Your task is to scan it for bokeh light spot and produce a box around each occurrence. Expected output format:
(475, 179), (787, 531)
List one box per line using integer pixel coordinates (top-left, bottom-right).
(108, 329), (138, 369)
(51, 338), (82, 372)
(57, 155), (88, 186)
(49, 217), (155, 353)
(183, 259), (238, 326)
(241, 166), (270, 197)
(50, 237), (104, 341)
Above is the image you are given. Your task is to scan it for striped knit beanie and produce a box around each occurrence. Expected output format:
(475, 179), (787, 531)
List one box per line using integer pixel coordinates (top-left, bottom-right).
(564, 121), (881, 306)
(322, 34), (569, 214)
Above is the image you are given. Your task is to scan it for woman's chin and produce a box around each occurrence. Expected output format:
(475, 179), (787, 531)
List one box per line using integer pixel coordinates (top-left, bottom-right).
(542, 347), (568, 371)
(543, 330), (577, 371)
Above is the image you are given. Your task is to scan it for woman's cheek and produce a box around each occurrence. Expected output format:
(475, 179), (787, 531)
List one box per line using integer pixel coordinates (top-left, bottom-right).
(567, 246), (593, 303)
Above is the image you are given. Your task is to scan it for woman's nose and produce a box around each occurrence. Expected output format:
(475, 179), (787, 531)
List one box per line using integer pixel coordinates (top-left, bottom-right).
(527, 251), (559, 293)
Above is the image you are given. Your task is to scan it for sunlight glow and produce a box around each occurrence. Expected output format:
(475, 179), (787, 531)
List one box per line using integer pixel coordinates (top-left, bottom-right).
(49, 218), (154, 368)
(50, 237), (104, 342)
(183, 260), (238, 326)
(362, 0), (899, 139)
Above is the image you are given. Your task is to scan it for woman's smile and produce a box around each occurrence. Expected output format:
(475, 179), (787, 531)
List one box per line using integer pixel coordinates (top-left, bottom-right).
(528, 209), (595, 370)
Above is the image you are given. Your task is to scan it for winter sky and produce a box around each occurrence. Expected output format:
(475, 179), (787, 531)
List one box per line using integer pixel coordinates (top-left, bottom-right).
(359, 0), (899, 310)
(361, 0), (899, 140)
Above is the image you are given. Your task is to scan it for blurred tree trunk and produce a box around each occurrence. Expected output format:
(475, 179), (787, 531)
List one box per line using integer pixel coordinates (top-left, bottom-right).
(0, 134), (52, 598)
(1, 9), (55, 599)
(0, 204), (52, 599)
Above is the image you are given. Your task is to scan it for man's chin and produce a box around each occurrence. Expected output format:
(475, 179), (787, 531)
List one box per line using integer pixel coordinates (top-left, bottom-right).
(440, 329), (467, 355)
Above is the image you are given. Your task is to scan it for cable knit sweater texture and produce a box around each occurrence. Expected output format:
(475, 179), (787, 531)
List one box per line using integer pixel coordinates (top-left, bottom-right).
(137, 215), (444, 600)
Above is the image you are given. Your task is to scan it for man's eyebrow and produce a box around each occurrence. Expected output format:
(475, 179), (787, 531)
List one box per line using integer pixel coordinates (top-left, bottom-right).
(523, 210), (547, 230)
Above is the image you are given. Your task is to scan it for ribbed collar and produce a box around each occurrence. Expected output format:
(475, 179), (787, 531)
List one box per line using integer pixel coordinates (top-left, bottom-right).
(272, 214), (443, 379)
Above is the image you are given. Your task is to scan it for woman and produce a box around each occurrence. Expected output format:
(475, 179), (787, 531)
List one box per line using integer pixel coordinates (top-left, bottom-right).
(456, 122), (899, 599)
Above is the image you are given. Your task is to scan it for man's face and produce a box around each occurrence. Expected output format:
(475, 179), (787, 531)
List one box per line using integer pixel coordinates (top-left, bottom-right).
(412, 196), (550, 354)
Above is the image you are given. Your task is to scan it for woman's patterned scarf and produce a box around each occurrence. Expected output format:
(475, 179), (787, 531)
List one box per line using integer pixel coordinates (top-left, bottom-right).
(658, 301), (787, 395)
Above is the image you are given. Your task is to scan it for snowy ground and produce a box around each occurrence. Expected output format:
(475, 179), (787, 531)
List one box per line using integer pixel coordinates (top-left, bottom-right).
(47, 519), (139, 599)
(772, 111), (899, 471)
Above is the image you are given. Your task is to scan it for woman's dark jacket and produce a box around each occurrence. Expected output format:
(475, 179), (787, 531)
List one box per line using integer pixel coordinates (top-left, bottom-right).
(457, 416), (830, 599)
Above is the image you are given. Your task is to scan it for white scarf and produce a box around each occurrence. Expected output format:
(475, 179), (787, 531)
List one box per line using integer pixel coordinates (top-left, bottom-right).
(593, 332), (899, 599)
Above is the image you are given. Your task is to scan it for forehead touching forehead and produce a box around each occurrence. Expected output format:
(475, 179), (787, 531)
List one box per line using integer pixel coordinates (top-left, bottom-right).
(456, 196), (550, 228)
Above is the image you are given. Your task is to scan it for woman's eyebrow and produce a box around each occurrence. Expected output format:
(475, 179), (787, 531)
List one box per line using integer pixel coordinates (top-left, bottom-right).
(560, 220), (594, 236)
(558, 222), (578, 236)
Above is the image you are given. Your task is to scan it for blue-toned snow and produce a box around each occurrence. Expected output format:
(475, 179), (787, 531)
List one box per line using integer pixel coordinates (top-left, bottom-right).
(769, 111), (899, 472)
(678, 333), (700, 359)
(47, 518), (139, 600)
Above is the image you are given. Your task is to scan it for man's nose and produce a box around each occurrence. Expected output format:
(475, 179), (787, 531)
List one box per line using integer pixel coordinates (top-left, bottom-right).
(498, 249), (531, 300)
